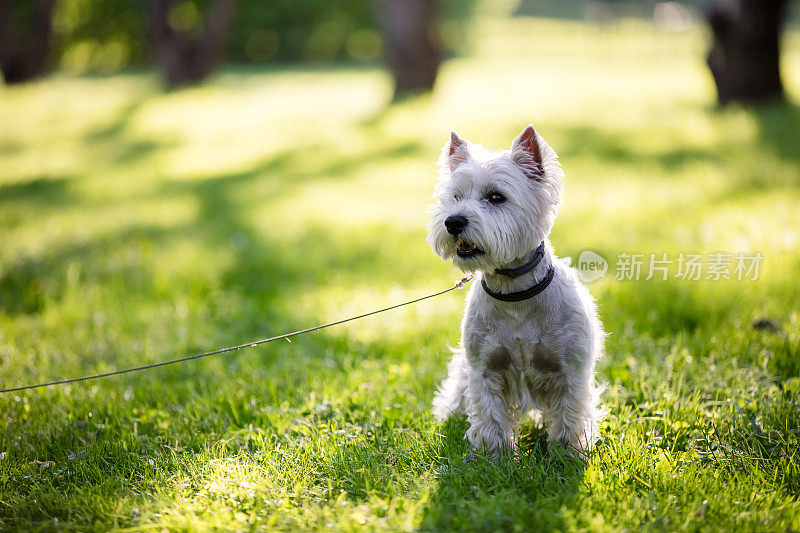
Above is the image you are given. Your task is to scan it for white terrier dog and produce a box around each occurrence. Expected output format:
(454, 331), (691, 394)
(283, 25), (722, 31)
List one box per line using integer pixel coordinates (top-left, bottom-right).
(428, 125), (604, 456)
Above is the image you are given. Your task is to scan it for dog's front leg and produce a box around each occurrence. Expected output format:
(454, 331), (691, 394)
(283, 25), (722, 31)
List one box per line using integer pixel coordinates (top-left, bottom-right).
(542, 373), (596, 456)
(464, 352), (516, 457)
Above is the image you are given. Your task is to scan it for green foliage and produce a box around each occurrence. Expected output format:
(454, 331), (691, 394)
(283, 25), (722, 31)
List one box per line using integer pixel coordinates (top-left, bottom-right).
(231, 0), (377, 63)
(50, 0), (476, 74)
(53, 0), (148, 73)
(1, 16), (800, 531)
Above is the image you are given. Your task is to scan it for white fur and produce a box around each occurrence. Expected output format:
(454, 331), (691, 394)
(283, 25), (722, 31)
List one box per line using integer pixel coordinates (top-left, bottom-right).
(428, 125), (605, 457)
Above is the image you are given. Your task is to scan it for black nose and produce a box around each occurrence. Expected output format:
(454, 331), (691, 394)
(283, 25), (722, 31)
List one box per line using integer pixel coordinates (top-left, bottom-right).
(445, 215), (468, 235)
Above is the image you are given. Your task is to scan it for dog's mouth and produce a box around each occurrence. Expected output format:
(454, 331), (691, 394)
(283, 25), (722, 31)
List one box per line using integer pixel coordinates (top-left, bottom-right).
(455, 241), (484, 258)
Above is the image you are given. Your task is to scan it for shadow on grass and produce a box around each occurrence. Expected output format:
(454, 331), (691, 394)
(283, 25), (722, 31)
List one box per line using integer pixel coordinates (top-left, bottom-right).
(83, 97), (180, 164)
(555, 126), (720, 172)
(0, 175), (75, 205)
(0, 224), (165, 315)
(545, 100), (800, 194)
(0, 132), (425, 318)
(153, 138), (427, 325)
(600, 279), (739, 339)
(420, 417), (584, 530)
(749, 100), (800, 169)
(0, 175), (80, 223)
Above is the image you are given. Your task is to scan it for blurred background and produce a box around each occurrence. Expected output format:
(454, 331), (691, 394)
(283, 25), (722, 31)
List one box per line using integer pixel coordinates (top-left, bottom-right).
(2, 1), (800, 529)
(1, 0), (797, 98)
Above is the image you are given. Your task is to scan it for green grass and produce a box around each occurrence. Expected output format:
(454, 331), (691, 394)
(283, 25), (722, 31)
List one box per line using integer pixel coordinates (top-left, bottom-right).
(2, 13), (800, 531)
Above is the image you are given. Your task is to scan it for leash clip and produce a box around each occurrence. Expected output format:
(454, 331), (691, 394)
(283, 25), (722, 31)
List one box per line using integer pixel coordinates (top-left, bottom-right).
(455, 275), (474, 289)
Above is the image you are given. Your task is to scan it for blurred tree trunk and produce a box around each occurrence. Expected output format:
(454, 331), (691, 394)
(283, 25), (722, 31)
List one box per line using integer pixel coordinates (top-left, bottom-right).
(143, 0), (237, 89)
(374, 0), (441, 100)
(706, 0), (788, 105)
(0, 0), (56, 84)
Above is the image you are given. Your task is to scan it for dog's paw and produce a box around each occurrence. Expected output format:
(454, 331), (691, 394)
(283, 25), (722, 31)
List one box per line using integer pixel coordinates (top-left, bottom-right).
(431, 403), (455, 421)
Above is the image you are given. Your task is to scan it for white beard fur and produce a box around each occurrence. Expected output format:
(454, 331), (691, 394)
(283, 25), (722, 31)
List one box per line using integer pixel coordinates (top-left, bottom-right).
(428, 125), (605, 456)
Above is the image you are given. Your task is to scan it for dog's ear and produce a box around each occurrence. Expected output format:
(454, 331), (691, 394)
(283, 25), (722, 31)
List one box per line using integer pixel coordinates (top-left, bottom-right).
(511, 125), (544, 180)
(444, 130), (470, 171)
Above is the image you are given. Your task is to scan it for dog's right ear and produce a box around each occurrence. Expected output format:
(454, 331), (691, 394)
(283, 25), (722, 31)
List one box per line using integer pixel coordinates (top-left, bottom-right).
(444, 131), (470, 172)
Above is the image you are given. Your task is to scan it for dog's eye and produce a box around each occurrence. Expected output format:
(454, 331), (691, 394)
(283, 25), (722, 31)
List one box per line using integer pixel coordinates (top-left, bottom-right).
(452, 194), (461, 202)
(487, 192), (506, 204)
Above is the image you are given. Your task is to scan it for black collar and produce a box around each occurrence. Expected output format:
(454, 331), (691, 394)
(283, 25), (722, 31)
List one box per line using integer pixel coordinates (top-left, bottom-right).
(481, 265), (555, 302)
(481, 242), (554, 302)
(494, 241), (545, 278)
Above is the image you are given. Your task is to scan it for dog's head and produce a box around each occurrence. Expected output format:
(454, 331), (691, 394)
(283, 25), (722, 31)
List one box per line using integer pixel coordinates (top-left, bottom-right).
(427, 124), (563, 272)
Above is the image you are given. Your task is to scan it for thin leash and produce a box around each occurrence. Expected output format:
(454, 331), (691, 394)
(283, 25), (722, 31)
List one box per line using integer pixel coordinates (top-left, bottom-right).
(0, 276), (473, 394)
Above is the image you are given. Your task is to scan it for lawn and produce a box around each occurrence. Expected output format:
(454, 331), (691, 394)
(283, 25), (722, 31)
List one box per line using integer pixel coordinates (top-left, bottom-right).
(1, 12), (800, 532)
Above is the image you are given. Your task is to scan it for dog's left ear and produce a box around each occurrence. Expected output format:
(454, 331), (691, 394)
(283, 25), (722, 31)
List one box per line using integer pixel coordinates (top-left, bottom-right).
(511, 125), (544, 180)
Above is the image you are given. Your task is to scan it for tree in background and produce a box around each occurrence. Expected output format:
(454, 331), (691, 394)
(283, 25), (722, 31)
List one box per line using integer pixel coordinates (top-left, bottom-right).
(3, 0), (472, 93)
(706, 0), (789, 105)
(374, 0), (442, 100)
(0, 0), (56, 84)
(143, 0), (237, 89)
